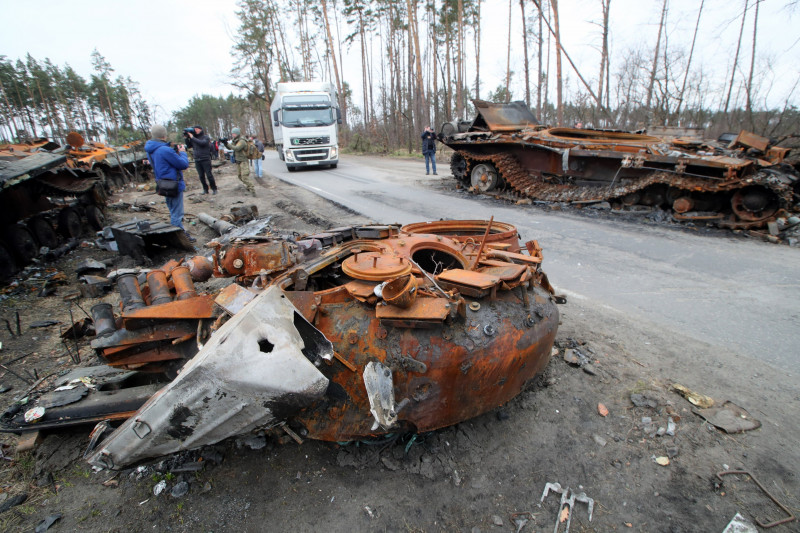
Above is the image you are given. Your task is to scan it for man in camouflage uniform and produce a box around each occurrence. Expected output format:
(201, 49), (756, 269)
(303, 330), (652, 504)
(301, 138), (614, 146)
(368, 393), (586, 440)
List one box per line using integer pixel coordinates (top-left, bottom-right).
(223, 127), (256, 196)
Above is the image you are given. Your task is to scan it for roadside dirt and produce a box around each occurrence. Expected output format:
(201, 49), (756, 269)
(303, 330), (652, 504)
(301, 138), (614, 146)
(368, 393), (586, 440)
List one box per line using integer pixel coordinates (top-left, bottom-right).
(0, 159), (797, 532)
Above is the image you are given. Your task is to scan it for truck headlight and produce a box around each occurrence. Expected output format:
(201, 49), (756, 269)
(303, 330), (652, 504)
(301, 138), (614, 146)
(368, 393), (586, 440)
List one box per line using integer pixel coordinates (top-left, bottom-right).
(285, 150), (295, 161)
(329, 147), (338, 159)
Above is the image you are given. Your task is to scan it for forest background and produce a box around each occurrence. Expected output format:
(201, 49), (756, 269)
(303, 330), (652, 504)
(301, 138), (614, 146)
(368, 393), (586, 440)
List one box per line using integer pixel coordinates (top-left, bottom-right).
(1, 0), (798, 152)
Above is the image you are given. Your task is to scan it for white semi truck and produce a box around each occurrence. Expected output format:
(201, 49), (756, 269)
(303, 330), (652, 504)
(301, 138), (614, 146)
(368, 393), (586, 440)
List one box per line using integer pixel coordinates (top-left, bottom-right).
(270, 82), (342, 171)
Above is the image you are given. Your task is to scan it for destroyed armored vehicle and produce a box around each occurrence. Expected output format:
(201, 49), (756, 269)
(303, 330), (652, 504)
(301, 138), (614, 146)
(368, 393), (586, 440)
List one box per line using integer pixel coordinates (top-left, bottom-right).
(0, 219), (561, 469)
(442, 100), (800, 229)
(0, 134), (149, 279)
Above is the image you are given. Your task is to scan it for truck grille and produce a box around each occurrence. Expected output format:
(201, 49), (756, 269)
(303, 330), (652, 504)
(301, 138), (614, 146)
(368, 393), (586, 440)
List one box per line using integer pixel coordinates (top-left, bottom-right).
(295, 148), (329, 161)
(291, 136), (330, 146)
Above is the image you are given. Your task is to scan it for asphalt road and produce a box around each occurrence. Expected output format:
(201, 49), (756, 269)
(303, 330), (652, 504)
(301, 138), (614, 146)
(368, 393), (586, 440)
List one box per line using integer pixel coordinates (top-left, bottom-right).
(262, 152), (800, 373)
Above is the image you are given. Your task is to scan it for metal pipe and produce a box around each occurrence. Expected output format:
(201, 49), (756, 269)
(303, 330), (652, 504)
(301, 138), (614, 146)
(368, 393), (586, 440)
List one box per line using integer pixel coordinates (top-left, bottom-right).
(198, 212), (236, 235)
(91, 303), (116, 338)
(146, 270), (172, 306)
(117, 273), (146, 312)
(170, 265), (197, 301)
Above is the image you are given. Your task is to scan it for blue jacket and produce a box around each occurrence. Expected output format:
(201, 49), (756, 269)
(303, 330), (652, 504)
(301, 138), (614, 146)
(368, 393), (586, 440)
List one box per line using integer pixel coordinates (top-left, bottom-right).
(145, 139), (189, 192)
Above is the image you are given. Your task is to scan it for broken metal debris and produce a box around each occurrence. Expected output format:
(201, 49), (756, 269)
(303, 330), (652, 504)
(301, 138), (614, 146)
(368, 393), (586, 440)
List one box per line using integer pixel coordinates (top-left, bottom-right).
(541, 482), (594, 533)
(441, 100), (800, 231)
(110, 219), (194, 262)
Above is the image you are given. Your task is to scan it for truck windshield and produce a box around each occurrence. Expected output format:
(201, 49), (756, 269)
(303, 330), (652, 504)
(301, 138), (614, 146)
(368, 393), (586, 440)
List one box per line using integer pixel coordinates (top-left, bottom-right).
(281, 95), (335, 127)
(282, 107), (334, 127)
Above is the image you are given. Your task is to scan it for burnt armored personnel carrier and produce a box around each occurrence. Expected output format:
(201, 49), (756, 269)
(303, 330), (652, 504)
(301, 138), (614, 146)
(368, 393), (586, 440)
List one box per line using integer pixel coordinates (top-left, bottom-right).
(442, 100), (799, 229)
(0, 134), (148, 278)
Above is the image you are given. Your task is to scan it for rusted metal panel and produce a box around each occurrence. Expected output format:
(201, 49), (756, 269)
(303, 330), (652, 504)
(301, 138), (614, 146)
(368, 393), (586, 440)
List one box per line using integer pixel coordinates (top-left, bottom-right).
(471, 99), (540, 132)
(437, 269), (500, 289)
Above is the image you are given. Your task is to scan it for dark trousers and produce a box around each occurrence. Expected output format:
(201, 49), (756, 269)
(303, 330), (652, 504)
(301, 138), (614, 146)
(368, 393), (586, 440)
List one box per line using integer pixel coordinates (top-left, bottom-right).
(195, 159), (217, 192)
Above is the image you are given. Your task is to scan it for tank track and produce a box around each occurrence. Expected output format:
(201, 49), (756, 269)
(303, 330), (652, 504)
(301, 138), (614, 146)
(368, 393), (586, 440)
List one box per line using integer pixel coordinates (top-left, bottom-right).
(453, 150), (795, 210)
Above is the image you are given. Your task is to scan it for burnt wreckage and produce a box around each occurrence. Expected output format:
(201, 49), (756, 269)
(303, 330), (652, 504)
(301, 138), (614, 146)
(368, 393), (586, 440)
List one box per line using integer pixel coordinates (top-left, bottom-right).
(0, 219), (560, 469)
(0, 133), (149, 279)
(442, 100), (800, 229)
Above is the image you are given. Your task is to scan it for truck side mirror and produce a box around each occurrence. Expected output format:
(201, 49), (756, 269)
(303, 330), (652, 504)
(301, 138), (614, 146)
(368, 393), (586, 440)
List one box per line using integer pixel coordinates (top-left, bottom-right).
(336, 108), (342, 125)
(273, 110), (279, 127)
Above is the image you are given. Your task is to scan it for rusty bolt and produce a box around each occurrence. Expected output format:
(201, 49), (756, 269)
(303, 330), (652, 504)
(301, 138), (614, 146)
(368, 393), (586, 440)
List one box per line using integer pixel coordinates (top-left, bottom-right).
(398, 240), (406, 247)
(469, 302), (481, 312)
(233, 258), (244, 269)
(377, 328), (388, 339)
(348, 332), (359, 345)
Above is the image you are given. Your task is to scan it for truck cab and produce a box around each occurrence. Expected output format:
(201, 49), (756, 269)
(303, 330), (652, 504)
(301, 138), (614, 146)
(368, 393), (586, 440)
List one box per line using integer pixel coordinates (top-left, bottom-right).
(271, 82), (342, 171)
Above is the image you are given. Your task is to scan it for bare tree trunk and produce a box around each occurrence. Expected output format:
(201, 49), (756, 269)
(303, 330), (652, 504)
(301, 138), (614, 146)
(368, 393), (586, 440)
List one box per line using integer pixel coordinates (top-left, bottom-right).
(646, 0), (668, 110)
(321, 0), (346, 127)
(432, 0), (440, 126)
(408, 0), (427, 125)
(724, 0), (749, 114)
(746, 0), (760, 129)
(537, 1), (543, 117)
(550, 0), (564, 125)
(456, 0), (464, 116)
(474, 0), (481, 101)
(0, 82), (20, 137)
(505, 0), (512, 102)
(520, 0), (531, 108)
(675, 0), (706, 120)
(445, 5), (452, 118)
(597, 0), (610, 121)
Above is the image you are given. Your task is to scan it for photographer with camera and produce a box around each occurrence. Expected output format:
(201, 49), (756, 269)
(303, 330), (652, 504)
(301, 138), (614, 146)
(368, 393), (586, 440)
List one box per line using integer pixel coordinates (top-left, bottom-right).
(221, 128), (256, 196)
(421, 125), (438, 175)
(184, 126), (218, 195)
(145, 125), (195, 242)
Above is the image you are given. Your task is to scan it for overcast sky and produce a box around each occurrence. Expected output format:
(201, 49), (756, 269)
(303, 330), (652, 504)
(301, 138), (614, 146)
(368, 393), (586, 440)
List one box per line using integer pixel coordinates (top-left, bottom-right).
(2, 0), (798, 122)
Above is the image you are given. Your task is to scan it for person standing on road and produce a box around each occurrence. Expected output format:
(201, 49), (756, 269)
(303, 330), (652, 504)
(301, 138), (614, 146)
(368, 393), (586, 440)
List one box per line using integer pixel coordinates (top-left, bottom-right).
(421, 126), (437, 175)
(145, 125), (195, 242)
(185, 125), (218, 195)
(252, 137), (265, 179)
(223, 128), (256, 196)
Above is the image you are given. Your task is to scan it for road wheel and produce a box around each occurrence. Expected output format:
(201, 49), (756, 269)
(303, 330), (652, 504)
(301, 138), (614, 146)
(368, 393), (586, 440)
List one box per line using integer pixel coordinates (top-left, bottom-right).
(5, 224), (39, 264)
(470, 163), (501, 192)
(731, 186), (778, 222)
(57, 207), (83, 239)
(450, 153), (468, 182)
(277, 145), (285, 161)
(0, 242), (18, 280)
(28, 217), (59, 249)
(86, 205), (106, 231)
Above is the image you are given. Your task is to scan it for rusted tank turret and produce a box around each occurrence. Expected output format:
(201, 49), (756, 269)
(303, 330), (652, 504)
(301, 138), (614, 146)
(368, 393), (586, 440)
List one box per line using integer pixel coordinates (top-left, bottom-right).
(441, 100), (799, 229)
(0, 218), (559, 468)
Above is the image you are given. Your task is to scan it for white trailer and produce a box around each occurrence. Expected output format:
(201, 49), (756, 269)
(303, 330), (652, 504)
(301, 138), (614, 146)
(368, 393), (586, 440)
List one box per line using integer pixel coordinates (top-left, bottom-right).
(270, 82), (341, 171)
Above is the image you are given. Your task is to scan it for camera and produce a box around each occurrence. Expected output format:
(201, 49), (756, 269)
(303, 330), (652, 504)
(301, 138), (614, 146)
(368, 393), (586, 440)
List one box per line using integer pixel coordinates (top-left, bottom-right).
(183, 127), (194, 139)
(218, 137), (229, 145)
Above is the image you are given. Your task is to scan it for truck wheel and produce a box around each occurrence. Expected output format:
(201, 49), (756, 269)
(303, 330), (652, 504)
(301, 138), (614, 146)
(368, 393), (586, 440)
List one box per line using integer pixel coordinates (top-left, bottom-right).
(28, 217), (59, 249)
(0, 242), (19, 280)
(470, 163), (501, 192)
(277, 145), (285, 161)
(58, 207), (83, 238)
(5, 224), (39, 264)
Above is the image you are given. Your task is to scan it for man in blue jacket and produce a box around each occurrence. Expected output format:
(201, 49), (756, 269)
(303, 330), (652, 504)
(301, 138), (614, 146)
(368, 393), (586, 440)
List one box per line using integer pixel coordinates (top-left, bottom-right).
(145, 125), (194, 241)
